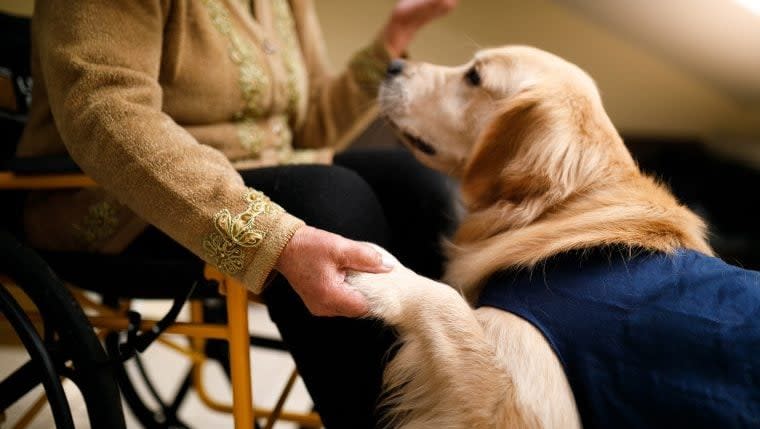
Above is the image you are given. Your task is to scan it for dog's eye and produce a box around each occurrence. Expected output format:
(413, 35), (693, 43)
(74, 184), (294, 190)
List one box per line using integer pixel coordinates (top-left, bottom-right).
(465, 67), (481, 86)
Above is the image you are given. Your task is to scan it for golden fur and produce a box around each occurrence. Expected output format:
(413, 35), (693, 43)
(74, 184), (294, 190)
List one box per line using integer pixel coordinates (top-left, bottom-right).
(347, 46), (713, 428)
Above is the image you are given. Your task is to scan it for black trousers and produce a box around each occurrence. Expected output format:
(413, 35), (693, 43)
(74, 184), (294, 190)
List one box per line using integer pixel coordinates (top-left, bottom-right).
(125, 148), (457, 428)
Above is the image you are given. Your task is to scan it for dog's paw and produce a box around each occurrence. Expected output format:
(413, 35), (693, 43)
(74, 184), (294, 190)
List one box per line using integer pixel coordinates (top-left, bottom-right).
(345, 245), (420, 325)
(345, 273), (410, 325)
(346, 244), (458, 326)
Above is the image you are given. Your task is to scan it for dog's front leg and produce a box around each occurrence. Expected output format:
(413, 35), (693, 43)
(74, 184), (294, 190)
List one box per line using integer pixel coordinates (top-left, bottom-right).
(347, 263), (543, 429)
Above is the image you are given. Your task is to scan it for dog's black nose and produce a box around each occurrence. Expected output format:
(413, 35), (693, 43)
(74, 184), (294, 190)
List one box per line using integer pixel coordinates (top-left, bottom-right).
(386, 59), (405, 78)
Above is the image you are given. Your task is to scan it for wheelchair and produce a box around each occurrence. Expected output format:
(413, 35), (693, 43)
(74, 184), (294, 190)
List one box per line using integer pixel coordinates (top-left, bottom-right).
(0, 11), (321, 429)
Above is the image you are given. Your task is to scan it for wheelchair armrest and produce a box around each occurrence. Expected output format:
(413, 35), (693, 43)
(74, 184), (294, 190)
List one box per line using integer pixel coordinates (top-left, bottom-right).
(2, 155), (82, 175)
(0, 155), (96, 189)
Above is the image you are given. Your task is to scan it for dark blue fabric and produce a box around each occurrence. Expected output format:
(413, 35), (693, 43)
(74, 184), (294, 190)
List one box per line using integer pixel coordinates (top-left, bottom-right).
(477, 248), (760, 428)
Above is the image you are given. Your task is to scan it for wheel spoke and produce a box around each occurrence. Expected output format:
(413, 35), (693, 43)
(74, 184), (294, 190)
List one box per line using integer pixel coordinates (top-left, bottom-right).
(0, 360), (41, 411)
(0, 283), (75, 429)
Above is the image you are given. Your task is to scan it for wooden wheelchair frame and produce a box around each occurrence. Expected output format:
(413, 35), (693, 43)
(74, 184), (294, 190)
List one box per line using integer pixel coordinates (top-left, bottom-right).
(0, 171), (322, 428)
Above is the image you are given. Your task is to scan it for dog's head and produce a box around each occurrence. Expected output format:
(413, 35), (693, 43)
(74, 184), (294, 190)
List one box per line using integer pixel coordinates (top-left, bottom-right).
(380, 46), (635, 215)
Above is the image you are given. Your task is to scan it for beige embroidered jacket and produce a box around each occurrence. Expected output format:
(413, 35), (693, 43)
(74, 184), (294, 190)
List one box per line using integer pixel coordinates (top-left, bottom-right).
(17, 0), (391, 293)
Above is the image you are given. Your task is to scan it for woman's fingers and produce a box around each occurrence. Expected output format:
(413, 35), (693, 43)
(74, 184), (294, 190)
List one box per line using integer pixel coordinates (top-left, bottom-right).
(339, 241), (395, 273)
(327, 285), (370, 318)
(301, 272), (370, 318)
(274, 226), (398, 317)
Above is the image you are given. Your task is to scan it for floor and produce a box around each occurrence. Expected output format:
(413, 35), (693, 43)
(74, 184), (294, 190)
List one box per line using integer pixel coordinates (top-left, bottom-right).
(0, 298), (315, 428)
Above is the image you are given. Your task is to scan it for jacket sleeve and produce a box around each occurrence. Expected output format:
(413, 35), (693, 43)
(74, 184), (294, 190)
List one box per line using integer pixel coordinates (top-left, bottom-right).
(35, 0), (303, 293)
(290, 0), (393, 150)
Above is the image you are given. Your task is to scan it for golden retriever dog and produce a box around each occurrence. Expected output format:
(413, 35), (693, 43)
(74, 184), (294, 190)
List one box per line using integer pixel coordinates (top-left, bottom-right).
(346, 46), (760, 428)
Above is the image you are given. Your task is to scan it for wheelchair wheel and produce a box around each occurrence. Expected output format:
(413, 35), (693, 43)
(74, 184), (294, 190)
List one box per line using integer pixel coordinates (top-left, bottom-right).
(0, 229), (126, 428)
(104, 330), (193, 429)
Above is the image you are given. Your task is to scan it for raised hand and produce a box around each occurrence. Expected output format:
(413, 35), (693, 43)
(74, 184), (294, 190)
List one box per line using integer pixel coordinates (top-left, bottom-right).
(382, 0), (459, 57)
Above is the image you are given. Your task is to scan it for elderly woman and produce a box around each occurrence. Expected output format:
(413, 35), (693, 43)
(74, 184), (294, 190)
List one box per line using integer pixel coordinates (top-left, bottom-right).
(18, 0), (458, 426)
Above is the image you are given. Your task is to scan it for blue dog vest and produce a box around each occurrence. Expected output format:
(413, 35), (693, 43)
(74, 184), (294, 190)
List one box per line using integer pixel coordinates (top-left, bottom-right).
(477, 248), (760, 428)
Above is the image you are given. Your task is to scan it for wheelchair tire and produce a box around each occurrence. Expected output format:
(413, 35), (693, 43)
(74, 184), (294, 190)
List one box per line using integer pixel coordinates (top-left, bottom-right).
(0, 229), (126, 428)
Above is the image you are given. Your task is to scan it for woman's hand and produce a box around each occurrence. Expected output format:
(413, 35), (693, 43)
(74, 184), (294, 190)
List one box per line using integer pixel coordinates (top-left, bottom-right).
(274, 226), (394, 317)
(381, 0), (459, 58)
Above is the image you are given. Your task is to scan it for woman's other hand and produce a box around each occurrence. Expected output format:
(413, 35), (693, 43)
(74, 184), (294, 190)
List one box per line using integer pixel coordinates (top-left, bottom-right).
(382, 0), (459, 58)
(274, 226), (394, 317)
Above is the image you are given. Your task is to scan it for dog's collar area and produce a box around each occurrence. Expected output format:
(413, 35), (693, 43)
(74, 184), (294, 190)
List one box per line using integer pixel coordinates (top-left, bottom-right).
(402, 132), (437, 155)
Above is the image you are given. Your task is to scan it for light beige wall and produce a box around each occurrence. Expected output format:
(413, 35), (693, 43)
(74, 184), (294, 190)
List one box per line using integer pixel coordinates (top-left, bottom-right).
(315, 0), (760, 143)
(4, 0), (757, 142)
(0, 0), (31, 16)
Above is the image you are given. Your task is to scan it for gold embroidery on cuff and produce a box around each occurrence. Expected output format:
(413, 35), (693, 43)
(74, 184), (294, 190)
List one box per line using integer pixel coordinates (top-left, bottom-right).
(203, 233), (245, 274)
(73, 201), (119, 246)
(202, 0), (270, 118)
(203, 189), (283, 275)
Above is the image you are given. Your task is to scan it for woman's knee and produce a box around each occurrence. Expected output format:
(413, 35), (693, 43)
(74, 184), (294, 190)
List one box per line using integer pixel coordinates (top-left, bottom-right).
(335, 148), (458, 277)
(242, 164), (391, 246)
(336, 148), (457, 228)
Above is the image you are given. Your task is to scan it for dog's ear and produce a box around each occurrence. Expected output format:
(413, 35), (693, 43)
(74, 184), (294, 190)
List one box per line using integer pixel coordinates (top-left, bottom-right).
(460, 91), (553, 211)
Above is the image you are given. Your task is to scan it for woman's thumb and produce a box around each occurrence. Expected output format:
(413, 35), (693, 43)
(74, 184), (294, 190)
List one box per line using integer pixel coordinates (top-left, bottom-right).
(341, 242), (395, 273)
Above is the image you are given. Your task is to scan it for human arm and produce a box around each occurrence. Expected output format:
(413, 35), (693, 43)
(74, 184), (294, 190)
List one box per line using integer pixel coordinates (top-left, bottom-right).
(289, 0), (457, 150)
(35, 0), (303, 293)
